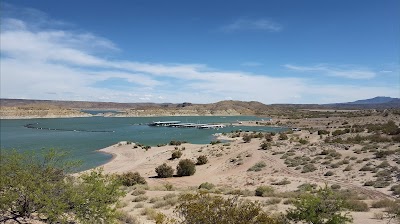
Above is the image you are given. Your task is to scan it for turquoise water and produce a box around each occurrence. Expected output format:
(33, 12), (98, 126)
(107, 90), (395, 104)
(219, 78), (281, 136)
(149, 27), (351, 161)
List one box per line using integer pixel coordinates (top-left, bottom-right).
(0, 116), (284, 170)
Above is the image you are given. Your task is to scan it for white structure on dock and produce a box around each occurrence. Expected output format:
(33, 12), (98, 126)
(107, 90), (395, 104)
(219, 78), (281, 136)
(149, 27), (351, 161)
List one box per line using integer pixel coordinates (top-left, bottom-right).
(149, 121), (181, 126)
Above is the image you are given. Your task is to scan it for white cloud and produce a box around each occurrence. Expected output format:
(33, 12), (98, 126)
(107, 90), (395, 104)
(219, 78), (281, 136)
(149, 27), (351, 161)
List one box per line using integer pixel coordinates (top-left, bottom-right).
(284, 64), (376, 79)
(222, 18), (282, 32)
(0, 10), (397, 104)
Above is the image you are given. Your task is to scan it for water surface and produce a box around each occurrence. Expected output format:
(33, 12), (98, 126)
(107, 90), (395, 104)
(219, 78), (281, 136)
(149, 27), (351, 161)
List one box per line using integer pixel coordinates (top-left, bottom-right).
(1, 116), (284, 170)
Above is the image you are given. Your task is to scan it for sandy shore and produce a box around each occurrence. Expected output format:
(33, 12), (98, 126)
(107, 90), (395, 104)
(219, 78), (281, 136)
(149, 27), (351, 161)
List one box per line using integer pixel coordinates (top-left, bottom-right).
(96, 126), (398, 224)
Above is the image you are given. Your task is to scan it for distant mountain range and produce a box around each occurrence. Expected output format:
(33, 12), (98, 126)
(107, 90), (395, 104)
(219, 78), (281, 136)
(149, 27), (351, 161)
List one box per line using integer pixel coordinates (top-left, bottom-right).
(343, 96), (399, 105)
(1, 96), (399, 113)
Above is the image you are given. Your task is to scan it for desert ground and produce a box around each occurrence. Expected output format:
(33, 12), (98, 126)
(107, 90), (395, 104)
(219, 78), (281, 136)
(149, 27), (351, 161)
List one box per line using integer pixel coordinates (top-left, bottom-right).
(96, 111), (400, 224)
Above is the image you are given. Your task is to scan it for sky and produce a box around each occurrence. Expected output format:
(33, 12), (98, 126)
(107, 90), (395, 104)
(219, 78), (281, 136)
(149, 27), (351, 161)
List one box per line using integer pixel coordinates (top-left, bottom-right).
(1, 0), (399, 104)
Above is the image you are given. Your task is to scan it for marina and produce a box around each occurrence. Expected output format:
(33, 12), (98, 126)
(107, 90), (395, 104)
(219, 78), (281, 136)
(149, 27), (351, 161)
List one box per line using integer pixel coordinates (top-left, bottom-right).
(149, 121), (225, 129)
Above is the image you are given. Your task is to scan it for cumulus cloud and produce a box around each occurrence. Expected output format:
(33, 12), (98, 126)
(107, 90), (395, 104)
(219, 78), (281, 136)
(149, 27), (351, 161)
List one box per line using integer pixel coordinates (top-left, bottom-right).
(0, 6), (397, 104)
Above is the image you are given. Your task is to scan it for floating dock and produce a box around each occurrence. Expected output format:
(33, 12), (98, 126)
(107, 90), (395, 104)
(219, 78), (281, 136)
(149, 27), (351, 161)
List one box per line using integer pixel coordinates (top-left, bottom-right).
(149, 121), (225, 129)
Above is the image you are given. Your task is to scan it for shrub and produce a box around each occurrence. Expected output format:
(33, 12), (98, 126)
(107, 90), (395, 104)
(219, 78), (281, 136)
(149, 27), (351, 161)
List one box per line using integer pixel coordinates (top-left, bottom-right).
(242, 134), (252, 143)
(371, 199), (396, 208)
(199, 182), (215, 190)
(286, 186), (353, 223)
(169, 140), (182, 146)
(119, 172), (147, 186)
(317, 130), (330, 135)
(331, 184), (341, 190)
(390, 184), (400, 196)
(302, 164), (317, 173)
(175, 193), (280, 224)
(171, 150), (182, 160)
(279, 133), (288, 140)
(0, 149), (125, 223)
(260, 141), (271, 150)
(344, 200), (370, 212)
(271, 179), (291, 185)
(196, 155), (208, 165)
(299, 138), (308, 145)
(210, 140), (221, 145)
(324, 171), (334, 176)
(176, 159), (196, 176)
(255, 185), (275, 197)
(155, 163), (174, 178)
(247, 161), (267, 172)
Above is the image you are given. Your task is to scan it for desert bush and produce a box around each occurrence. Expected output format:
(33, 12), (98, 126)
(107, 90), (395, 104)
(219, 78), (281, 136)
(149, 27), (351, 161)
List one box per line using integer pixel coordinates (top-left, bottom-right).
(176, 159), (196, 176)
(210, 140), (221, 145)
(331, 184), (341, 190)
(302, 164), (317, 173)
(169, 140), (183, 146)
(279, 133), (288, 140)
(133, 195), (148, 202)
(371, 199), (396, 208)
(119, 171), (147, 186)
(265, 133), (273, 142)
(196, 155), (208, 165)
(248, 161), (267, 172)
(271, 179), (291, 185)
(171, 150), (182, 160)
(299, 138), (309, 145)
(324, 171), (335, 176)
(260, 141), (271, 150)
(344, 200), (370, 212)
(255, 185), (275, 197)
(242, 134), (252, 143)
(286, 185), (353, 223)
(265, 198), (282, 205)
(199, 182), (215, 190)
(0, 149), (125, 224)
(117, 211), (139, 224)
(317, 130), (330, 135)
(175, 193), (280, 224)
(155, 163), (174, 178)
(390, 184), (400, 196)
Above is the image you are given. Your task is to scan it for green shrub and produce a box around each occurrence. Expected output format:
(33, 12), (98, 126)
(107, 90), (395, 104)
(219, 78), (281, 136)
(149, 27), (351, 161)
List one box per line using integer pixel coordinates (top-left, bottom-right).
(119, 171), (147, 186)
(171, 150), (182, 159)
(279, 133), (288, 140)
(371, 199), (396, 208)
(247, 161), (267, 172)
(286, 186), (353, 223)
(302, 164), (317, 173)
(155, 163), (174, 178)
(196, 155), (208, 165)
(175, 193), (280, 224)
(0, 149), (125, 223)
(255, 185), (275, 197)
(199, 182), (215, 190)
(176, 159), (196, 176)
(242, 134), (252, 143)
(344, 200), (370, 212)
(271, 179), (291, 185)
(260, 141), (271, 150)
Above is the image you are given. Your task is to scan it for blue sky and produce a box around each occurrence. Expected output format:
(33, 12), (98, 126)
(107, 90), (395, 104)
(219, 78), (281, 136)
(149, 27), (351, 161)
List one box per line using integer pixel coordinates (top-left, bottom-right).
(1, 0), (399, 104)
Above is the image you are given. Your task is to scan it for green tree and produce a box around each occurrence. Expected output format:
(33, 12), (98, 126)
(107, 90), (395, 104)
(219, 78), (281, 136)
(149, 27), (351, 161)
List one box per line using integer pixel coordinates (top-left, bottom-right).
(286, 185), (352, 224)
(0, 149), (125, 223)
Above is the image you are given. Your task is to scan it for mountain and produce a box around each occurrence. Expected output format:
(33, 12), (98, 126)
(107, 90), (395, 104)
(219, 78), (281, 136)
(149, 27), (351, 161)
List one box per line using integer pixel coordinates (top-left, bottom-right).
(344, 96), (399, 105)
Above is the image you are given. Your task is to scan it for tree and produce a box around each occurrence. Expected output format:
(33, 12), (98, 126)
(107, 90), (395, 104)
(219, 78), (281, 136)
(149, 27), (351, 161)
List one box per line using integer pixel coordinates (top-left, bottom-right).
(176, 159), (196, 176)
(0, 149), (125, 223)
(175, 193), (281, 224)
(286, 185), (352, 224)
(155, 163), (174, 178)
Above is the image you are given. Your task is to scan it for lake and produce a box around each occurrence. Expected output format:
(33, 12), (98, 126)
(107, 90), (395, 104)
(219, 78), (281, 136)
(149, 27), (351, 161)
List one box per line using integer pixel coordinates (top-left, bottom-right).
(0, 116), (284, 170)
